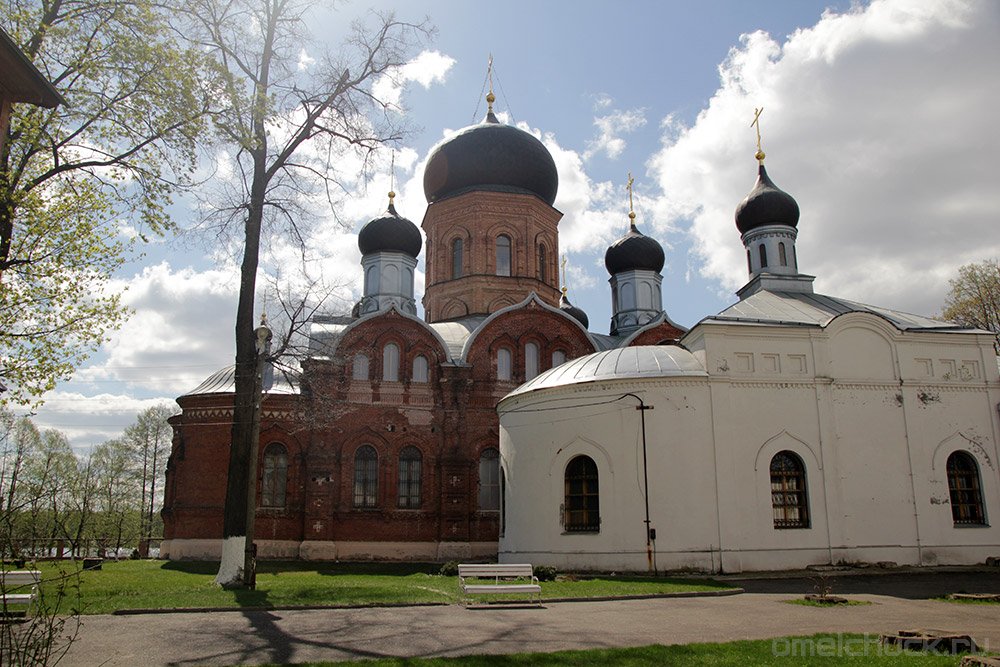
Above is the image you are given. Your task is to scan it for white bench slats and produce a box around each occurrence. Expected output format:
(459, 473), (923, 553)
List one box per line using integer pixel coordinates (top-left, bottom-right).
(1, 570), (41, 615)
(458, 563), (541, 604)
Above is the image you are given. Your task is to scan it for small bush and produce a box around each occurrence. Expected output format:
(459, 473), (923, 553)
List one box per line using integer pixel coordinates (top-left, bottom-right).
(534, 566), (557, 581)
(439, 561), (459, 577)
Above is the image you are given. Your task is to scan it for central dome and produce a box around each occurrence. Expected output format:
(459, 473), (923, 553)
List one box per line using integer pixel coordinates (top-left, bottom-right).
(423, 112), (559, 205)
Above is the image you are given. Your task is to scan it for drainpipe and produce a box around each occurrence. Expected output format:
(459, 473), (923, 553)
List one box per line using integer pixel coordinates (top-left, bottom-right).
(622, 393), (656, 574)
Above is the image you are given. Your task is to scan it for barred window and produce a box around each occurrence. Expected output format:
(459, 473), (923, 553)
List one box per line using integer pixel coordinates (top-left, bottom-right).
(261, 443), (288, 508)
(452, 238), (463, 279)
(948, 451), (986, 526)
(538, 244), (547, 282)
(353, 445), (378, 508)
(478, 448), (500, 511)
(397, 446), (422, 509)
(770, 451), (809, 528)
(564, 455), (599, 532)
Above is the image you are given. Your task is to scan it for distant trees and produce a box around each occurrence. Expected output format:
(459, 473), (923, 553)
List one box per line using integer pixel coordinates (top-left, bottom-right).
(0, 405), (174, 559)
(942, 258), (1000, 355)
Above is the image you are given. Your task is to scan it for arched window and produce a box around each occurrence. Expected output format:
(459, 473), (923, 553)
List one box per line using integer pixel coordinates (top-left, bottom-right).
(496, 234), (512, 276)
(746, 249), (752, 274)
(364, 265), (378, 295)
(398, 446), (422, 509)
(621, 282), (636, 310)
(382, 343), (399, 381)
(770, 451), (809, 528)
(497, 347), (512, 381)
(947, 452), (986, 525)
(759, 244), (768, 269)
(261, 443), (288, 508)
(538, 244), (547, 283)
(412, 355), (429, 383)
(451, 238), (463, 279)
(552, 350), (567, 367)
(353, 445), (378, 508)
(778, 242), (787, 267)
(352, 354), (369, 381)
(478, 448), (500, 511)
(524, 342), (539, 380)
(564, 455), (599, 532)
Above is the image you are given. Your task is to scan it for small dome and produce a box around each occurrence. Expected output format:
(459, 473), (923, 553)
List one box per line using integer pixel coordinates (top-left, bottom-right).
(423, 112), (559, 205)
(357, 202), (422, 257)
(559, 293), (589, 328)
(604, 223), (665, 275)
(735, 164), (800, 234)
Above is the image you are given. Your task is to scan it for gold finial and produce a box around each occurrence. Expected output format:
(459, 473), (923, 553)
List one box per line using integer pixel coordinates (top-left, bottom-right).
(560, 255), (568, 296)
(626, 171), (637, 228)
(751, 107), (766, 163)
(486, 54), (495, 112)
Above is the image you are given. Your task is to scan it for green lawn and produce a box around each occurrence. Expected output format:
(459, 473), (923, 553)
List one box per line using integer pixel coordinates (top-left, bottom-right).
(28, 560), (735, 614)
(248, 634), (971, 666)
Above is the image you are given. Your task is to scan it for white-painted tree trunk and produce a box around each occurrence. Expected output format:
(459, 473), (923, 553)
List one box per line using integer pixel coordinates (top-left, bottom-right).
(214, 535), (246, 587)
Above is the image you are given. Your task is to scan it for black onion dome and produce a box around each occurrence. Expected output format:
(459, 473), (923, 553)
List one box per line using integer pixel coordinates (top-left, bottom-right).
(423, 111), (558, 205)
(559, 293), (589, 329)
(357, 202), (422, 257)
(735, 164), (800, 234)
(604, 223), (665, 275)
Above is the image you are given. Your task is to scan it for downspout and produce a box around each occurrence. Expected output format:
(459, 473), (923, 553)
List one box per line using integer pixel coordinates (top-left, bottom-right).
(622, 393), (656, 574)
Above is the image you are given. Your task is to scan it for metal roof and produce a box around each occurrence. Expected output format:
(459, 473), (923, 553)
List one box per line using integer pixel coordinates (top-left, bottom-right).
(504, 345), (706, 400)
(707, 289), (976, 332)
(182, 364), (300, 397)
(429, 316), (488, 360)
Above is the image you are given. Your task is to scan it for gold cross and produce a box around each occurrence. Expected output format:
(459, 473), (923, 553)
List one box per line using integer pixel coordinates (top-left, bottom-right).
(486, 54), (495, 111)
(561, 255), (568, 296)
(751, 107), (765, 163)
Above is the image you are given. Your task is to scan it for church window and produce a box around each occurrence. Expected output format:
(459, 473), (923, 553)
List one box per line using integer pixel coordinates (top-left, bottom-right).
(564, 455), (599, 532)
(538, 244), (547, 283)
(778, 242), (787, 267)
(352, 354), (369, 381)
(759, 244), (768, 269)
(552, 350), (567, 367)
(364, 265), (378, 295)
(451, 238), (463, 279)
(497, 347), (512, 381)
(770, 451), (809, 528)
(947, 451), (986, 526)
(479, 448), (500, 511)
(524, 342), (539, 380)
(746, 249), (752, 274)
(261, 443), (288, 508)
(621, 282), (636, 310)
(412, 355), (429, 383)
(353, 445), (378, 508)
(382, 343), (400, 381)
(496, 234), (512, 276)
(397, 446), (422, 509)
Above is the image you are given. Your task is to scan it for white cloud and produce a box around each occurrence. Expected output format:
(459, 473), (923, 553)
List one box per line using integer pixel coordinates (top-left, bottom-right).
(649, 0), (1000, 318)
(584, 106), (647, 161)
(373, 50), (457, 109)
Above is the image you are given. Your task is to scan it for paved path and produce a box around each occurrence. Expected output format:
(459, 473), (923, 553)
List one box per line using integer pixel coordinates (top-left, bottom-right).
(58, 582), (1000, 666)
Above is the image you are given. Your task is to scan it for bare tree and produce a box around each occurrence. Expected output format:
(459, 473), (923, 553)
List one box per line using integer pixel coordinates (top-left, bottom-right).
(178, 0), (429, 586)
(942, 258), (1000, 355)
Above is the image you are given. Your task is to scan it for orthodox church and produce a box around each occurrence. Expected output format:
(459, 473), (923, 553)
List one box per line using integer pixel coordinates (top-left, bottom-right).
(160, 91), (684, 563)
(161, 91), (1000, 572)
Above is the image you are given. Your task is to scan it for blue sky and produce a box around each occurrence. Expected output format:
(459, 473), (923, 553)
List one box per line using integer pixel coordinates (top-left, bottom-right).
(24, 0), (1000, 452)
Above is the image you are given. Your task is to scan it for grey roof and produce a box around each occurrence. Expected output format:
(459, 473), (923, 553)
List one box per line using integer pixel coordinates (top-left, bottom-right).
(182, 364), (300, 397)
(429, 316), (488, 360)
(707, 289), (975, 332)
(307, 318), (351, 356)
(504, 345), (706, 400)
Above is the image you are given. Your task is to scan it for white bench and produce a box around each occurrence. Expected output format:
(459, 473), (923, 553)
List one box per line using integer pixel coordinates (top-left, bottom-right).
(458, 563), (541, 603)
(1, 570), (41, 616)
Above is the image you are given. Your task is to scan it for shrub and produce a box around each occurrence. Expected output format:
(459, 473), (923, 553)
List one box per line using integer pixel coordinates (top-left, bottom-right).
(534, 566), (557, 581)
(439, 561), (459, 577)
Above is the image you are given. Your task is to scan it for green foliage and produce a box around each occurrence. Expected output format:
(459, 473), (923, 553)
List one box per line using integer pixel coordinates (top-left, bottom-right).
(942, 258), (1000, 355)
(0, 0), (212, 406)
(439, 561), (459, 576)
(0, 564), (82, 666)
(533, 565), (557, 581)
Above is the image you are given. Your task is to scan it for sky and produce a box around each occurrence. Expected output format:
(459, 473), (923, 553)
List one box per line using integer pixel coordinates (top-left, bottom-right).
(22, 0), (1000, 453)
